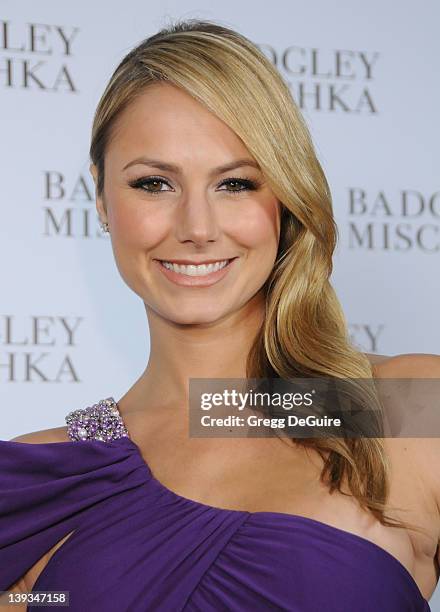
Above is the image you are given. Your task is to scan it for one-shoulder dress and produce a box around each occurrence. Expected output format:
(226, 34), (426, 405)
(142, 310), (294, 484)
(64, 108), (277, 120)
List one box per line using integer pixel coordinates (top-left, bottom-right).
(0, 397), (432, 611)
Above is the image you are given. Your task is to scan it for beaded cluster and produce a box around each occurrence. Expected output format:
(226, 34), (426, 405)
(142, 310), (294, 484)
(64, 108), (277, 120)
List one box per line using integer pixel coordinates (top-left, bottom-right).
(65, 397), (130, 442)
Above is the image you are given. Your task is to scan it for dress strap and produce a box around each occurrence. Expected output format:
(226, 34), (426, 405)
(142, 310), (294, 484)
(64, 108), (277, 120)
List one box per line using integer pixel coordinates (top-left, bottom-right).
(65, 397), (130, 442)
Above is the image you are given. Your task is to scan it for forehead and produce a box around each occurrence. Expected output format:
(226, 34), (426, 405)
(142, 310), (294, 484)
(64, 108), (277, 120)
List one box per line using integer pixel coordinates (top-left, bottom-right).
(106, 82), (252, 165)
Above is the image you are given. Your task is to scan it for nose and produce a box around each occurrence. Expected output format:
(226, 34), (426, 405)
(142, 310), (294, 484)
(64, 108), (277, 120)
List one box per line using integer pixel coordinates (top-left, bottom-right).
(174, 192), (221, 245)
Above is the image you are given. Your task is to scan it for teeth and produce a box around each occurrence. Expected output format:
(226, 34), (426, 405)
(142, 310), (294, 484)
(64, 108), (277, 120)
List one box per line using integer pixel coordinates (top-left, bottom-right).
(161, 259), (230, 276)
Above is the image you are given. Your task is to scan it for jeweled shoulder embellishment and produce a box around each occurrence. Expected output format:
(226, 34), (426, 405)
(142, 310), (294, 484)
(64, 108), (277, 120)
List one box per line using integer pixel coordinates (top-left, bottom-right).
(65, 397), (130, 442)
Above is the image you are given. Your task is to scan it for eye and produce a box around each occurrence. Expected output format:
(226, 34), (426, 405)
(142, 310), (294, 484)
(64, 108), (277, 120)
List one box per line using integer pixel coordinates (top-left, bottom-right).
(128, 175), (261, 195)
(128, 176), (172, 195)
(217, 177), (260, 193)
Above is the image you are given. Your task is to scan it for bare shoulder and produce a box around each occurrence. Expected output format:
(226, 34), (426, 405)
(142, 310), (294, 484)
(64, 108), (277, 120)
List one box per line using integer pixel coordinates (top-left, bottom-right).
(371, 353), (440, 451)
(364, 351), (440, 377)
(369, 353), (440, 554)
(371, 352), (440, 378)
(10, 425), (70, 444)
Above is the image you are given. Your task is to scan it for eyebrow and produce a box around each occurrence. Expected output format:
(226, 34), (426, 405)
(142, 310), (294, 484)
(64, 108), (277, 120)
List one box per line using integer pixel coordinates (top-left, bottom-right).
(122, 157), (261, 177)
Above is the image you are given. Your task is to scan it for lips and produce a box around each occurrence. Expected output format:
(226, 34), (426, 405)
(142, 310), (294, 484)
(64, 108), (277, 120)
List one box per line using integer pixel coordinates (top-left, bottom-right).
(154, 256), (238, 287)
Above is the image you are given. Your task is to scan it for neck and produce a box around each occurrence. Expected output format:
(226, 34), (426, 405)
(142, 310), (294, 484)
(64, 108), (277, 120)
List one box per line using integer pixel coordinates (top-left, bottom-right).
(118, 290), (266, 416)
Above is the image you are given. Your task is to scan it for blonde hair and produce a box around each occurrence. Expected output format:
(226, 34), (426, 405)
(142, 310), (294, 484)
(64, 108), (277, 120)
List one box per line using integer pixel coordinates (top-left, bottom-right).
(90, 18), (423, 535)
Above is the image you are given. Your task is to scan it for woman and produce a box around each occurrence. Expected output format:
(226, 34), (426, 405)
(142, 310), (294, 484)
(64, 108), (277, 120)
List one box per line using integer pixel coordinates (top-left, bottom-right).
(1, 18), (439, 612)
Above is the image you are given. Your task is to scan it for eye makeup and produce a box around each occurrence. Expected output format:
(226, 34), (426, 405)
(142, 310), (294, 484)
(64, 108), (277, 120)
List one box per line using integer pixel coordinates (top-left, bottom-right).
(127, 175), (262, 195)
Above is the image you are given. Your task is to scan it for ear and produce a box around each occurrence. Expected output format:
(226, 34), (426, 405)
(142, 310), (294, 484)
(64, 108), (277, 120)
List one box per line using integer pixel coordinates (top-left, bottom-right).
(89, 163), (107, 223)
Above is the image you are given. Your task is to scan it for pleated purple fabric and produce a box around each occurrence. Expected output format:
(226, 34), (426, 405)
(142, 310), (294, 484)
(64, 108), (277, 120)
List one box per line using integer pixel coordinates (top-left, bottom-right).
(0, 398), (432, 611)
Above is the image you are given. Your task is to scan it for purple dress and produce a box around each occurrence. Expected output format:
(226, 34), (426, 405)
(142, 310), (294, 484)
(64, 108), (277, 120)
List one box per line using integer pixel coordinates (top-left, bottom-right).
(0, 397), (431, 611)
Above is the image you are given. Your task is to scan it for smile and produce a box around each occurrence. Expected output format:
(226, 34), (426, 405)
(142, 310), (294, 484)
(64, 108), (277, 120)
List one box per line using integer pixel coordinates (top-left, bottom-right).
(159, 259), (231, 276)
(154, 257), (237, 287)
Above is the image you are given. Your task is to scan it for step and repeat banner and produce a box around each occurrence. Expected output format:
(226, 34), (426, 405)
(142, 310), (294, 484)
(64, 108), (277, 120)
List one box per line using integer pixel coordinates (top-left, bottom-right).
(1, 0), (439, 607)
(0, 2), (438, 433)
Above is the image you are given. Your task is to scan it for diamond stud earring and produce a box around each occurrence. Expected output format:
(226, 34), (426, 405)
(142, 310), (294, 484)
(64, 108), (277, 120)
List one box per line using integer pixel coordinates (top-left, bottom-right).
(100, 221), (109, 233)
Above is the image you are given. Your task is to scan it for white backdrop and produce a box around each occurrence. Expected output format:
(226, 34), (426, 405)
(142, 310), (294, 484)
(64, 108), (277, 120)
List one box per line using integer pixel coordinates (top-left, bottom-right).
(1, 0), (439, 605)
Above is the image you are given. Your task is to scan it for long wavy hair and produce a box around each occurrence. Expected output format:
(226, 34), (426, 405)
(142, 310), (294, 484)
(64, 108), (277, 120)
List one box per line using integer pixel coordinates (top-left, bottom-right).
(90, 18), (423, 535)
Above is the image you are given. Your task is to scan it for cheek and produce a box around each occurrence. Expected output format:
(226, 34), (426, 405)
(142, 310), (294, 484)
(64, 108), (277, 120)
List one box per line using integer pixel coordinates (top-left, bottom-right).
(109, 195), (169, 250)
(229, 200), (280, 252)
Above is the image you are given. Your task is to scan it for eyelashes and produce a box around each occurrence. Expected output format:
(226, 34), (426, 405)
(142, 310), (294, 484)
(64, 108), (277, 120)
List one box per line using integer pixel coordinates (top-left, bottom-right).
(128, 175), (262, 196)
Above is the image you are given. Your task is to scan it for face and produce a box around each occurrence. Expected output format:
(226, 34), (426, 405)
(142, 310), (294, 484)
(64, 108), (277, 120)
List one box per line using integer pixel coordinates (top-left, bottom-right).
(91, 82), (281, 325)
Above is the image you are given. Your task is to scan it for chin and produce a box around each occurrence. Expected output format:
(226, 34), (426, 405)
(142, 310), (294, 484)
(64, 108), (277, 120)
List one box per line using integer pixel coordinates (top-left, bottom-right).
(164, 304), (231, 325)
